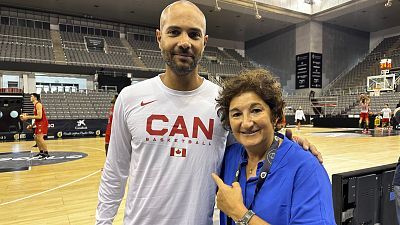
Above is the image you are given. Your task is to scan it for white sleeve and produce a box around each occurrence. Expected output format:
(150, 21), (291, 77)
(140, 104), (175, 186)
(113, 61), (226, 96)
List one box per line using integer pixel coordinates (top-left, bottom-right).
(96, 93), (132, 225)
(302, 111), (306, 120)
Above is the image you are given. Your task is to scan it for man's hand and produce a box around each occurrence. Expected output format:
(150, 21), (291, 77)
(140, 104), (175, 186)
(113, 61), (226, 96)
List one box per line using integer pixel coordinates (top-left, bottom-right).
(285, 129), (323, 163)
(211, 173), (247, 222)
(20, 113), (28, 121)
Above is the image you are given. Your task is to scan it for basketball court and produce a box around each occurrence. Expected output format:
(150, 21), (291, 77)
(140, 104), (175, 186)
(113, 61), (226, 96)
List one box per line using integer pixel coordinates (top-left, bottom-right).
(0, 127), (398, 224)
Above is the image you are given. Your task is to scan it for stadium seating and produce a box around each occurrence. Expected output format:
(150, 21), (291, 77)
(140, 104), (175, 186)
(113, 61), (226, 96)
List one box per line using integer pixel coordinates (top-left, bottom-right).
(40, 91), (116, 120)
(60, 31), (136, 68)
(0, 24), (54, 63)
(326, 35), (400, 93)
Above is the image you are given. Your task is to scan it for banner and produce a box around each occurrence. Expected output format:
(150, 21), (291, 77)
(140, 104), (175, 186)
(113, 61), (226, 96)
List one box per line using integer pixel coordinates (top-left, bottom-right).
(310, 52), (322, 88)
(84, 36), (105, 52)
(295, 53), (310, 89)
(2, 119), (109, 141)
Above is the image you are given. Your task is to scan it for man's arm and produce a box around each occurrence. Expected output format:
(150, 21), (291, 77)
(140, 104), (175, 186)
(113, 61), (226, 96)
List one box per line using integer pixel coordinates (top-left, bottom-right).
(96, 93), (132, 225)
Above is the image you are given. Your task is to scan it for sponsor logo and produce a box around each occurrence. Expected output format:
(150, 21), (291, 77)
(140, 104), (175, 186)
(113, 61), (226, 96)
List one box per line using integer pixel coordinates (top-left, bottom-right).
(75, 120), (88, 130)
(0, 151), (88, 172)
(48, 123), (55, 128)
(140, 100), (157, 106)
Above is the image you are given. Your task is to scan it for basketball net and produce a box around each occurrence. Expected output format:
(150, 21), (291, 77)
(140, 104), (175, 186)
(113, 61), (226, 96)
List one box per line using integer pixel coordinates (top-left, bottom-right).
(372, 84), (381, 97)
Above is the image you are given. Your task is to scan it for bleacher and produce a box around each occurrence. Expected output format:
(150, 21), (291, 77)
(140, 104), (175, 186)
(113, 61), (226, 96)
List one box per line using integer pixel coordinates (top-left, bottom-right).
(327, 35), (400, 93)
(60, 31), (135, 68)
(41, 91), (116, 120)
(283, 95), (315, 116)
(0, 24), (54, 63)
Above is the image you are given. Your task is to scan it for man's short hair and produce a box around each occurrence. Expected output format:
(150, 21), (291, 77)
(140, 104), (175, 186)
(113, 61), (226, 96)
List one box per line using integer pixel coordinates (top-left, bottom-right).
(31, 93), (40, 101)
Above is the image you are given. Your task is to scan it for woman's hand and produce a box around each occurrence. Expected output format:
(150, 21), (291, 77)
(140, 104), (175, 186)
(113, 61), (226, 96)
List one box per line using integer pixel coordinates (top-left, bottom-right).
(211, 173), (248, 222)
(285, 129), (323, 163)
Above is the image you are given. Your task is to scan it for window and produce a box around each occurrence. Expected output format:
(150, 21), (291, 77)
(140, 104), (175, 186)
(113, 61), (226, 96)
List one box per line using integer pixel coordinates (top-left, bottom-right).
(95, 28), (100, 36)
(73, 25), (80, 33)
(10, 17), (17, 26)
(43, 22), (50, 30)
(81, 26), (87, 34)
(1, 17), (9, 25)
(18, 18), (26, 27)
(88, 27), (94, 35)
(59, 24), (66, 32)
(26, 20), (34, 28)
(66, 25), (73, 32)
(101, 29), (107, 36)
(8, 81), (18, 88)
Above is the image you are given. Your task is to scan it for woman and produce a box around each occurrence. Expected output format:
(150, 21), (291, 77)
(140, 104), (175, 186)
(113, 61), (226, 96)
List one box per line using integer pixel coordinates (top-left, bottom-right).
(212, 69), (335, 225)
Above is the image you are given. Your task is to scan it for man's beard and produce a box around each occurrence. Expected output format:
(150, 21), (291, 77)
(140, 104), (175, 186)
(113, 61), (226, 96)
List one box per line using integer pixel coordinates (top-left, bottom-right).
(161, 50), (201, 76)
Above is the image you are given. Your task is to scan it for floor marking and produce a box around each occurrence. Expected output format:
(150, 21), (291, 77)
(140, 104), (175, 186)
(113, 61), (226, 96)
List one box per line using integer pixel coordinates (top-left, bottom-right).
(0, 169), (101, 206)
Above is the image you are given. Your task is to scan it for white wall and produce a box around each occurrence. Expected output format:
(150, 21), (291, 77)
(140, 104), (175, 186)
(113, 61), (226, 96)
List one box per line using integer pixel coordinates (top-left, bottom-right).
(370, 26), (400, 52)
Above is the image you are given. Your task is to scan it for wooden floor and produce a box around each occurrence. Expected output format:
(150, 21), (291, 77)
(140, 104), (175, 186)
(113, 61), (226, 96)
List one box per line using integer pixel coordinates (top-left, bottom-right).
(0, 127), (398, 225)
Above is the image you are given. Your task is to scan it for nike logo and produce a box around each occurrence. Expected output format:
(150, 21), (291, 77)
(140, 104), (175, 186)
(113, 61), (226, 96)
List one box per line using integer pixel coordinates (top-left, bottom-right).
(140, 100), (156, 106)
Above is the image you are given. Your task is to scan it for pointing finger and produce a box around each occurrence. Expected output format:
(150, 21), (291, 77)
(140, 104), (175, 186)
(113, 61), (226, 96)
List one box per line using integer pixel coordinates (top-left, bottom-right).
(211, 173), (226, 188)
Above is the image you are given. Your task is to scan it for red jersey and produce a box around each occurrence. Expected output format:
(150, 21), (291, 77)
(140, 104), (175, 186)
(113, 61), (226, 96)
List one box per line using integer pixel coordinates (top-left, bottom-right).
(34, 102), (48, 135)
(105, 105), (114, 143)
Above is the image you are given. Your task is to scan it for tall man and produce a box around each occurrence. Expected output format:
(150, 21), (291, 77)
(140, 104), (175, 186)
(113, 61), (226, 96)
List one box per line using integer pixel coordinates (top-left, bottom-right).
(96, 1), (320, 224)
(20, 93), (49, 159)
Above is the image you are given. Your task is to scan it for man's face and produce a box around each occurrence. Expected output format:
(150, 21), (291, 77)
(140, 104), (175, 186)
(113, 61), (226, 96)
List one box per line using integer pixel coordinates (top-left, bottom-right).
(156, 4), (208, 76)
(30, 95), (35, 102)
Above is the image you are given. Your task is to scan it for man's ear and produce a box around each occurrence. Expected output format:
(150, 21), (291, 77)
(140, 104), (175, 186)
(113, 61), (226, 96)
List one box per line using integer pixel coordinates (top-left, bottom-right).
(204, 34), (208, 46)
(156, 29), (162, 49)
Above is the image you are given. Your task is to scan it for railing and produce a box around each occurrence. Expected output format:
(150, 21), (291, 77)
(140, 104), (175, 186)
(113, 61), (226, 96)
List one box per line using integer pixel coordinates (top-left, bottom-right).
(0, 88), (23, 93)
(0, 56), (54, 63)
(0, 34), (53, 47)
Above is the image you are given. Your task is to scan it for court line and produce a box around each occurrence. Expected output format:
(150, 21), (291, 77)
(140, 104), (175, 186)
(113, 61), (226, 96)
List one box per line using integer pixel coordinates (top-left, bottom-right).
(0, 169), (101, 206)
(84, 146), (105, 152)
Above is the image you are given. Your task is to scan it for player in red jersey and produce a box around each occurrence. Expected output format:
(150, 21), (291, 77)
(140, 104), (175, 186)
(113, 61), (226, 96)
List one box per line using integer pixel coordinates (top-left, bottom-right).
(105, 95), (117, 156)
(20, 93), (49, 159)
(359, 94), (371, 133)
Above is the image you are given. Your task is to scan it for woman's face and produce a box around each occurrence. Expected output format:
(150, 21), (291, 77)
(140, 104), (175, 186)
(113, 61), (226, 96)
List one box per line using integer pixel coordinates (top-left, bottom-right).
(229, 91), (275, 152)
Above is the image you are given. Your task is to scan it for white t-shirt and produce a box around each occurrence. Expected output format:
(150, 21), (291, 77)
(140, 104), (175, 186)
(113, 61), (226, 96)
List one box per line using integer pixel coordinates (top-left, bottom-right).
(295, 109), (306, 121)
(96, 75), (228, 225)
(381, 107), (392, 118)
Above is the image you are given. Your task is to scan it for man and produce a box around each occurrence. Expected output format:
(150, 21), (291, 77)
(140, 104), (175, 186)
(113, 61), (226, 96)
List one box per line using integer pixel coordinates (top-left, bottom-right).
(381, 104), (392, 129)
(104, 94), (118, 156)
(20, 93), (49, 159)
(359, 94), (371, 133)
(96, 1), (321, 224)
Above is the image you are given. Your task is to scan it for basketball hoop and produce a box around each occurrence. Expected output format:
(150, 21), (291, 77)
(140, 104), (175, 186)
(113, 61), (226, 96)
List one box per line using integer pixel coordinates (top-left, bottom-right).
(370, 83), (381, 97)
(372, 87), (381, 97)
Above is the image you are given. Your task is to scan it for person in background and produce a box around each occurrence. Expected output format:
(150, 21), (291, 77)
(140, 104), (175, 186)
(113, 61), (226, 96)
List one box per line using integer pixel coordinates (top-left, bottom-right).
(381, 103), (392, 129)
(20, 93), (49, 159)
(213, 69), (335, 225)
(104, 94), (118, 156)
(359, 94), (371, 133)
(295, 106), (306, 130)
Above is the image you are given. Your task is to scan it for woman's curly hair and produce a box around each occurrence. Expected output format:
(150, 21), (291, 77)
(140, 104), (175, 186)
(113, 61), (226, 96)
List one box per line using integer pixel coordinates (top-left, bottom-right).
(216, 69), (285, 131)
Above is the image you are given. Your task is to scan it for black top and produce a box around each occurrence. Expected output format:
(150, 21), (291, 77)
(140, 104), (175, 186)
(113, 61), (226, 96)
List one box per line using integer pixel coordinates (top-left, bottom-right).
(394, 157), (400, 186)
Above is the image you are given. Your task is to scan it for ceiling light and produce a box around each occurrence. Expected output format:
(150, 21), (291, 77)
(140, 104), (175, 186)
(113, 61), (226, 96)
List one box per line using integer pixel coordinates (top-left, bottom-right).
(253, 1), (262, 20)
(215, 0), (221, 11)
(385, 0), (392, 7)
